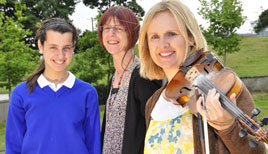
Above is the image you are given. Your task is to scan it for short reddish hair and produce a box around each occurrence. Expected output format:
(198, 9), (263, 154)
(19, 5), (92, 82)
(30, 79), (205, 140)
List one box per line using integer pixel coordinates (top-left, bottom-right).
(98, 6), (140, 51)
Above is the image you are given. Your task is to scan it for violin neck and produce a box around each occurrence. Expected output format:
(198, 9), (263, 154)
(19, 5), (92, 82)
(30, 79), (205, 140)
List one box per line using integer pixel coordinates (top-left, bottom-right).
(195, 75), (259, 132)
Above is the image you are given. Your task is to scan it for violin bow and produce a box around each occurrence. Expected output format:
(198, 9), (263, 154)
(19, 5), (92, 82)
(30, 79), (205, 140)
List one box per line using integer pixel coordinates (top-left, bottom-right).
(195, 88), (210, 154)
(201, 94), (210, 154)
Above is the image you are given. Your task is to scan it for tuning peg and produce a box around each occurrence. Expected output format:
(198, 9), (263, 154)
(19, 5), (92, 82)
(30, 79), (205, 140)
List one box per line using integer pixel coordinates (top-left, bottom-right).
(260, 117), (268, 127)
(249, 139), (258, 148)
(250, 108), (261, 118)
(239, 128), (249, 138)
(206, 53), (214, 62)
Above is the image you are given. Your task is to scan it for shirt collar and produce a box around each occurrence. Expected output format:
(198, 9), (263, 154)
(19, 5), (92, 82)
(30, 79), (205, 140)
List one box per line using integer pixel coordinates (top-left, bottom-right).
(37, 72), (76, 89)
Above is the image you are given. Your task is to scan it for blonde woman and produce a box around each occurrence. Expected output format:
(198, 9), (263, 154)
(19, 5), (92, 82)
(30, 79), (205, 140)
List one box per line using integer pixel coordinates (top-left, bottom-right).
(139, 0), (266, 153)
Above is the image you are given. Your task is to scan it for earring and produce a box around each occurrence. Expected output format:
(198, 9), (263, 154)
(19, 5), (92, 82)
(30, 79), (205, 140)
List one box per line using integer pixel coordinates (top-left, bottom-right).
(190, 43), (196, 51)
(39, 51), (43, 59)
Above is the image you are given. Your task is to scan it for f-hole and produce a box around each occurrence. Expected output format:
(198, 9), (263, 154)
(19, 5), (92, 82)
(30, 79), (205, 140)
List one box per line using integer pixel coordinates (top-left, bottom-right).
(180, 87), (191, 93)
(203, 63), (213, 74)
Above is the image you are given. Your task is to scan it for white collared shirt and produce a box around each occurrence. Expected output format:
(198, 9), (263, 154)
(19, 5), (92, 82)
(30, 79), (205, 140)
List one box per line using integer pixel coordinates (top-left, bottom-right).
(37, 72), (76, 92)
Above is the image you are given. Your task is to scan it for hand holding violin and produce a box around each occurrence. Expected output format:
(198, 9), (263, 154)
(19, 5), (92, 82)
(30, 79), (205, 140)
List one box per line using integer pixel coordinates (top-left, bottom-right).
(196, 89), (236, 130)
(163, 87), (237, 130)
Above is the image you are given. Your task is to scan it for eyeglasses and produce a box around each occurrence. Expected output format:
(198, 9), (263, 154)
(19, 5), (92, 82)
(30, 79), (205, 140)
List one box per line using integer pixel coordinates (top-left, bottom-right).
(99, 26), (127, 33)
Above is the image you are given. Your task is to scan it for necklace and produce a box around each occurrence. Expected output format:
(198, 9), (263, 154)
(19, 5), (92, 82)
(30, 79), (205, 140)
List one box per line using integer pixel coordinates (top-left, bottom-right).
(108, 55), (135, 104)
(111, 72), (124, 94)
(108, 71), (125, 105)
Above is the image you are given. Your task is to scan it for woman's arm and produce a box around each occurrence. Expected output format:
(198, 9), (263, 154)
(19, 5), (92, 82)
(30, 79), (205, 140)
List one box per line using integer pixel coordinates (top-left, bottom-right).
(213, 86), (266, 154)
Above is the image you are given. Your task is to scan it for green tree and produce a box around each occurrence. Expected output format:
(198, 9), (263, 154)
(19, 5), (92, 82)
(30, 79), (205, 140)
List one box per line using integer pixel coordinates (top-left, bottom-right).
(74, 1), (145, 104)
(253, 9), (268, 34)
(76, 0), (145, 85)
(198, 0), (246, 65)
(83, 0), (144, 20)
(0, 0), (79, 48)
(70, 30), (113, 104)
(0, 1), (38, 97)
(70, 30), (113, 86)
(0, 0), (5, 5)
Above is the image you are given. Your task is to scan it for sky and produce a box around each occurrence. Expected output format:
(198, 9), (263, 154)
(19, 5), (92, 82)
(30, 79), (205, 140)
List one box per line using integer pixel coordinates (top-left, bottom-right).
(69, 0), (268, 34)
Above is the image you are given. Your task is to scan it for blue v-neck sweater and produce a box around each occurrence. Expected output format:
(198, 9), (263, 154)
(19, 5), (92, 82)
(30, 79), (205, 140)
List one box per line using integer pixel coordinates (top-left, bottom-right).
(5, 79), (101, 154)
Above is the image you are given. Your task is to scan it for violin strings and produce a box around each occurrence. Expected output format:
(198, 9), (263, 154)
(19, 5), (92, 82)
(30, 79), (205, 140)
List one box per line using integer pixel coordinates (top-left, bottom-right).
(196, 75), (254, 128)
(196, 76), (256, 130)
(195, 75), (258, 131)
(195, 75), (242, 116)
(197, 75), (258, 131)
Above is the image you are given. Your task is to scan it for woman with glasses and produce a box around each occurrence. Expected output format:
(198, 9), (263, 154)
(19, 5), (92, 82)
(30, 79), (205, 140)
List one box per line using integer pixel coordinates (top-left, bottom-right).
(97, 6), (161, 154)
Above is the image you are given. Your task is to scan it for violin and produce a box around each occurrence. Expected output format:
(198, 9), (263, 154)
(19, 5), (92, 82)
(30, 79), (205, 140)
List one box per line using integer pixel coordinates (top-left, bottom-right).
(165, 49), (268, 146)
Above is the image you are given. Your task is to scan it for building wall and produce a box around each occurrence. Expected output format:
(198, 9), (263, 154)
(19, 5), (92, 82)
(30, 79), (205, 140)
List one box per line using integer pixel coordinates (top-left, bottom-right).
(241, 76), (268, 92)
(258, 27), (268, 37)
(0, 100), (9, 122)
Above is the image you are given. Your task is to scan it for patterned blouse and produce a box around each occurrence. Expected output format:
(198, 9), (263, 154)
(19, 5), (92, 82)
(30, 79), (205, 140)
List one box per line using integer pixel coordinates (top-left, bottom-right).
(102, 57), (139, 154)
(144, 93), (194, 154)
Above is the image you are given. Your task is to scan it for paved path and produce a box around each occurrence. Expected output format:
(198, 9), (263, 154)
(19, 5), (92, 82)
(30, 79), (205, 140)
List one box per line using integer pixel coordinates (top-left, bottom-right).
(0, 93), (9, 101)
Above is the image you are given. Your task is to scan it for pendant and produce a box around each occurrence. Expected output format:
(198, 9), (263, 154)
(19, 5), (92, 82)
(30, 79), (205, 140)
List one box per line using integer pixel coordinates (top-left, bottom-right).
(111, 88), (119, 94)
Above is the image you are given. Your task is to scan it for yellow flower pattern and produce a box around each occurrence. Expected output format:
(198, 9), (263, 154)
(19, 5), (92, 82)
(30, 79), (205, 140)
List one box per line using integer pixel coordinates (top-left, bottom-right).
(144, 110), (194, 154)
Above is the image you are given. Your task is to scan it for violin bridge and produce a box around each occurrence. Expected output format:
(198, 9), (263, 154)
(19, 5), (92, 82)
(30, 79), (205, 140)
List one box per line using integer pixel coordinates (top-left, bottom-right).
(185, 66), (201, 82)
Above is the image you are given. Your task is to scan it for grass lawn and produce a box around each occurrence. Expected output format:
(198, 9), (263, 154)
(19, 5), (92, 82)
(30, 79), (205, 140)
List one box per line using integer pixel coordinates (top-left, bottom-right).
(220, 36), (268, 77)
(99, 105), (105, 125)
(252, 92), (268, 128)
(0, 87), (8, 94)
(0, 122), (5, 152)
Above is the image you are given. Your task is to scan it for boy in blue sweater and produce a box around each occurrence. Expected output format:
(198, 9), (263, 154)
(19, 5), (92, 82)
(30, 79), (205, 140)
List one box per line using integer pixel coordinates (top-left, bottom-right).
(5, 18), (101, 154)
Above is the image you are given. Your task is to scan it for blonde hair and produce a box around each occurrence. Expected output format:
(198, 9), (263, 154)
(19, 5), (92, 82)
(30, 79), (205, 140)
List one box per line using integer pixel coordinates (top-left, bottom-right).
(139, 0), (207, 80)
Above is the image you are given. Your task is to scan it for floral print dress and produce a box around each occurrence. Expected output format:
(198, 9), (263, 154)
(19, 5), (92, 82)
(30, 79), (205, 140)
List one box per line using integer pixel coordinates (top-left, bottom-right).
(144, 94), (194, 154)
